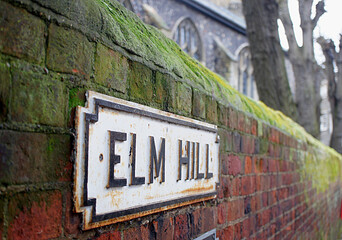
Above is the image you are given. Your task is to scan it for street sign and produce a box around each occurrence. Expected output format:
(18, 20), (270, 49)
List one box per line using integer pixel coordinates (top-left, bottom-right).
(74, 91), (219, 229)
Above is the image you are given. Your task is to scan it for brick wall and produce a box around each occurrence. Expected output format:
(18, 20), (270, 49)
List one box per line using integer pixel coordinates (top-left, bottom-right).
(0, 0), (341, 239)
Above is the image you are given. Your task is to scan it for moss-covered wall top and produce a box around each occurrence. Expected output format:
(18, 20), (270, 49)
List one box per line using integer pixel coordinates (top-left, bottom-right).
(3, 0), (342, 193)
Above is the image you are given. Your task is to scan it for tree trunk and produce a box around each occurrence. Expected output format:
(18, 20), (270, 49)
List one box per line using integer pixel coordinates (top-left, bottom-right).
(278, 0), (323, 137)
(241, 0), (298, 120)
(319, 36), (342, 153)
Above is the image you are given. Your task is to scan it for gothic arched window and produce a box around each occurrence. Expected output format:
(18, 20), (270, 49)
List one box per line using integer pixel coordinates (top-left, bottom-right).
(238, 47), (256, 99)
(173, 18), (202, 61)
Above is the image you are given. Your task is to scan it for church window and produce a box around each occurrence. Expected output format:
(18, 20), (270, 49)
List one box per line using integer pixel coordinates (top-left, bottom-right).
(173, 18), (202, 61)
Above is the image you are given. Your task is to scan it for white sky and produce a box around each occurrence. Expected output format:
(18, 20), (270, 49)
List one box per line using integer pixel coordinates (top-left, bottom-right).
(278, 0), (342, 64)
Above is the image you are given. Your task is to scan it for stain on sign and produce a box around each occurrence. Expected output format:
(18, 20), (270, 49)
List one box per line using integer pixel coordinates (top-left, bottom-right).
(74, 91), (219, 229)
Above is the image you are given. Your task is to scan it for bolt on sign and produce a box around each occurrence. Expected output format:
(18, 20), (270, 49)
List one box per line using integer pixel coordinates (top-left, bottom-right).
(74, 91), (219, 229)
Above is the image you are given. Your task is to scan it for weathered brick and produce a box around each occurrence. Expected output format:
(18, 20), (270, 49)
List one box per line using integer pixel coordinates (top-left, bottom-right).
(218, 226), (234, 240)
(64, 190), (81, 236)
(123, 225), (149, 240)
(95, 43), (128, 93)
(218, 129), (231, 153)
(174, 214), (189, 240)
(218, 103), (229, 127)
(0, 196), (4, 240)
(176, 82), (192, 115)
(153, 216), (174, 240)
(227, 199), (243, 221)
(128, 61), (153, 102)
(154, 72), (168, 106)
(228, 107), (238, 130)
(206, 95), (217, 123)
(218, 202), (227, 224)
(0, 130), (71, 184)
(10, 62), (68, 127)
(242, 218), (250, 238)
(0, 2), (45, 64)
(95, 231), (121, 240)
(47, 24), (93, 78)
(241, 176), (255, 195)
(232, 132), (241, 153)
(237, 112), (245, 132)
(228, 154), (242, 176)
(192, 88), (205, 119)
(234, 222), (242, 240)
(245, 156), (252, 174)
(7, 191), (62, 239)
(0, 61), (11, 122)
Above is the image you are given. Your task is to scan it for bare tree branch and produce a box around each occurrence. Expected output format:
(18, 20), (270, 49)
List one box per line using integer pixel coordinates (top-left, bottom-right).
(312, 0), (326, 29)
(278, 0), (300, 57)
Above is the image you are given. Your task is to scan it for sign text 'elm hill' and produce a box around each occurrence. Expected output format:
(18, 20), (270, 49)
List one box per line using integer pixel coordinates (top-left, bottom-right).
(74, 91), (219, 229)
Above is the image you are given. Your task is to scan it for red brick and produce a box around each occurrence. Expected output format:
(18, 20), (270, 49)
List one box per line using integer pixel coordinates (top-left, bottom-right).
(251, 119), (258, 136)
(234, 222), (241, 240)
(221, 153), (229, 175)
(218, 226), (234, 240)
(64, 190), (81, 236)
(123, 225), (149, 240)
(241, 176), (255, 195)
(218, 202), (227, 224)
(262, 192), (268, 207)
(228, 199), (243, 222)
(228, 155), (242, 176)
(268, 190), (278, 205)
(174, 214), (189, 240)
(245, 156), (252, 174)
(153, 217), (173, 240)
(7, 191), (62, 239)
(237, 112), (245, 132)
(242, 218), (250, 238)
(96, 231), (121, 240)
(255, 175), (261, 191)
(228, 107), (238, 129)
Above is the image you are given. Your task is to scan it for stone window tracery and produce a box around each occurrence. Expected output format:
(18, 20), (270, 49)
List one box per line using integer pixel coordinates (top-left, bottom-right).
(173, 18), (202, 61)
(238, 47), (256, 99)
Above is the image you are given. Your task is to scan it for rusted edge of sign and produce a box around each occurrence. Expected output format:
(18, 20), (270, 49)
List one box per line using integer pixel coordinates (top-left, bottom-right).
(74, 91), (219, 230)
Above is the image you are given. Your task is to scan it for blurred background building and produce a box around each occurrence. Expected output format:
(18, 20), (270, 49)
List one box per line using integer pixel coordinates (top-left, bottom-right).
(117, 0), (332, 145)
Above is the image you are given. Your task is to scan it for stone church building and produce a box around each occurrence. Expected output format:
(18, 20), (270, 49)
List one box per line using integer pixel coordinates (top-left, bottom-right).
(118, 0), (258, 100)
(118, 0), (332, 145)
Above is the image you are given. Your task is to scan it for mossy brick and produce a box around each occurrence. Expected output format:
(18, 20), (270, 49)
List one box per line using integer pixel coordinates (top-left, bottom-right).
(0, 2), (45, 64)
(95, 43), (128, 93)
(128, 61), (153, 102)
(176, 82), (192, 115)
(228, 107), (238, 129)
(218, 103), (229, 127)
(10, 65), (67, 127)
(0, 130), (71, 185)
(154, 71), (168, 106)
(167, 76), (177, 110)
(192, 88), (205, 119)
(206, 95), (218, 123)
(7, 191), (62, 239)
(0, 61), (11, 122)
(0, 196), (4, 240)
(47, 24), (93, 78)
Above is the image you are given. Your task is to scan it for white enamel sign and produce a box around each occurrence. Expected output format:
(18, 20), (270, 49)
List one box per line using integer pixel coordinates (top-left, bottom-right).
(74, 91), (219, 229)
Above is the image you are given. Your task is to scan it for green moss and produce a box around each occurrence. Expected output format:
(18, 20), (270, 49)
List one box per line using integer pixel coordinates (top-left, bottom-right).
(89, 0), (342, 193)
(69, 88), (86, 113)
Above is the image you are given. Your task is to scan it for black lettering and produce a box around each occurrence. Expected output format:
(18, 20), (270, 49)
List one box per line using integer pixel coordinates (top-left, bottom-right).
(191, 142), (195, 179)
(130, 133), (145, 186)
(149, 136), (166, 184)
(108, 131), (127, 188)
(178, 140), (190, 181)
(196, 142), (204, 179)
(205, 144), (213, 179)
